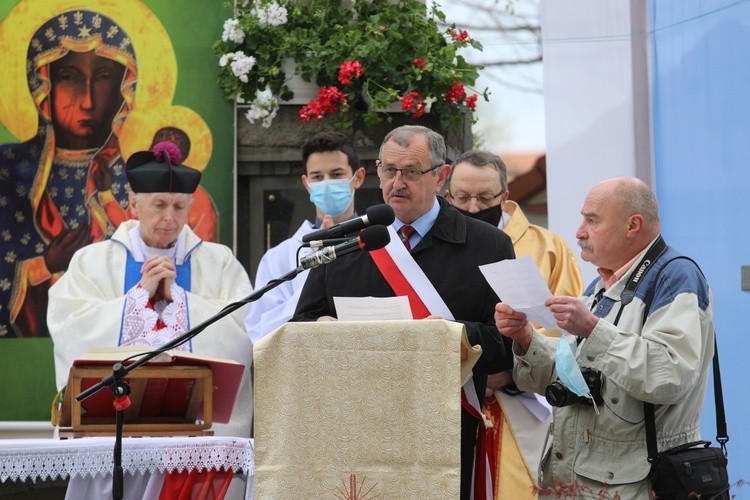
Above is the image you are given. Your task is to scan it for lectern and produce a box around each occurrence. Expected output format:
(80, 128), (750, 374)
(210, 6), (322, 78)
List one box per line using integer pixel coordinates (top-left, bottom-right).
(253, 319), (480, 498)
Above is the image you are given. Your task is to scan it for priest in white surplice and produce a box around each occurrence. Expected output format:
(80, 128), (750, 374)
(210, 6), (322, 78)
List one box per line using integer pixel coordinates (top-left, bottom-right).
(47, 141), (254, 438)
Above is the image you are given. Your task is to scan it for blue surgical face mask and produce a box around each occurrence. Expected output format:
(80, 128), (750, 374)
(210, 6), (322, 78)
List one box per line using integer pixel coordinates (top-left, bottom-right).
(309, 177), (354, 216)
(555, 337), (590, 398)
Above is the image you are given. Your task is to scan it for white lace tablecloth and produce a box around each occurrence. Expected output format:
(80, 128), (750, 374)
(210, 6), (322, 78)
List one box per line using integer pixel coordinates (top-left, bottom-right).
(0, 436), (254, 483)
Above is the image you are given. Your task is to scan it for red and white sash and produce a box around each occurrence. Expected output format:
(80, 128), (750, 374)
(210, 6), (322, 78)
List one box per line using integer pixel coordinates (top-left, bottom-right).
(369, 226), (452, 319)
(369, 225), (495, 500)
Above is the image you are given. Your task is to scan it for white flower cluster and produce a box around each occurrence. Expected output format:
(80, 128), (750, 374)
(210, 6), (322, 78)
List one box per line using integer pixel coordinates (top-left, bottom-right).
(244, 87), (280, 128)
(219, 51), (257, 83)
(251, 2), (288, 26)
(221, 18), (245, 44)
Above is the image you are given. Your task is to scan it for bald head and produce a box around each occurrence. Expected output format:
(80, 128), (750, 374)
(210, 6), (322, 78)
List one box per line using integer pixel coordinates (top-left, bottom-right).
(593, 177), (660, 230)
(577, 176), (661, 271)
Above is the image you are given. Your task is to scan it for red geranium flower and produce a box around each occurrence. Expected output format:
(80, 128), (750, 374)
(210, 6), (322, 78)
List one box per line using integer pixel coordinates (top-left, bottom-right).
(450, 29), (471, 43)
(400, 95), (415, 112)
(300, 86), (347, 123)
(446, 82), (466, 103)
(338, 60), (364, 86)
(413, 58), (426, 70)
(413, 101), (425, 118)
(399, 90), (425, 117)
(464, 94), (478, 109)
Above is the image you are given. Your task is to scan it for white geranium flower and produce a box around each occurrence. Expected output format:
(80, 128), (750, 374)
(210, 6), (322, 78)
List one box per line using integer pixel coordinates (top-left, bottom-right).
(244, 87), (280, 128)
(250, 7), (263, 23)
(221, 18), (245, 44)
(230, 52), (256, 79)
(219, 54), (231, 67)
(265, 3), (288, 26)
(245, 105), (265, 123)
(253, 3), (287, 26)
(255, 86), (275, 106)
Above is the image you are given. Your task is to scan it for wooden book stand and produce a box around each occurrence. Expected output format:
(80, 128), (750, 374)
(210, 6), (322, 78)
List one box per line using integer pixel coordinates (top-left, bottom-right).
(58, 357), (217, 439)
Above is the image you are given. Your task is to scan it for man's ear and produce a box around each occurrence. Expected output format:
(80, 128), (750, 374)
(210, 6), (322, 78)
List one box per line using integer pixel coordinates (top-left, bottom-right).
(444, 189), (453, 205)
(435, 164), (451, 192)
(627, 214), (645, 237)
(501, 190), (510, 203)
(498, 190), (509, 210)
(352, 167), (366, 189)
(128, 191), (138, 217)
(301, 174), (311, 194)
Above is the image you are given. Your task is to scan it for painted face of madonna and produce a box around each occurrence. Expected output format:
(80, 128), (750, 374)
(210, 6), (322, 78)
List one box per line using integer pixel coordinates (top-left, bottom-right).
(49, 50), (125, 150)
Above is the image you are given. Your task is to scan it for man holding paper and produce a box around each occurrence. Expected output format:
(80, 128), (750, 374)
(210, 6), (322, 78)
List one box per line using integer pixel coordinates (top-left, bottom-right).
(494, 177), (715, 498)
(293, 125), (516, 500)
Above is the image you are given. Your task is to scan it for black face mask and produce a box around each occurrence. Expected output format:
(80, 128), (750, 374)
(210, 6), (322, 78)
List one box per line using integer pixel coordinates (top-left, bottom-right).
(455, 205), (503, 227)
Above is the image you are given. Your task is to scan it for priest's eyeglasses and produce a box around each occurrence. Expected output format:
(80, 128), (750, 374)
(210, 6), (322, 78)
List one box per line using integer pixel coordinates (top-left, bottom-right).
(376, 160), (442, 182)
(447, 191), (504, 208)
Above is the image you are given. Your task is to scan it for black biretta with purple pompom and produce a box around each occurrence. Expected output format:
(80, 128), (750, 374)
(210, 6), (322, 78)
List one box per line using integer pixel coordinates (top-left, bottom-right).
(125, 141), (201, 194)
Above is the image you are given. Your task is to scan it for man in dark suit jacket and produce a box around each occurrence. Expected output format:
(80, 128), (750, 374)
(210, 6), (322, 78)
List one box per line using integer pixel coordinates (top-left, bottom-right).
(294, 125), (516, 499)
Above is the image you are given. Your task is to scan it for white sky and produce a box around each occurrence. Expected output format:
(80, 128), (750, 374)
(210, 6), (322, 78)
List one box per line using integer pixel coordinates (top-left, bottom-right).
(440, 0), (546, 153)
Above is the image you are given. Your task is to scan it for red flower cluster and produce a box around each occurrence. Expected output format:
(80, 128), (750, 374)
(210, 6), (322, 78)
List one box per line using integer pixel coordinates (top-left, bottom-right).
(464, 94), (478, 110)
(412, 58), (427, 70)
(450, 29), (471, 43)
(400, 91), (425, 118)
(338, 60), (364, 86)
(445, 82), (466, 103)
(299, 86), (348, 123)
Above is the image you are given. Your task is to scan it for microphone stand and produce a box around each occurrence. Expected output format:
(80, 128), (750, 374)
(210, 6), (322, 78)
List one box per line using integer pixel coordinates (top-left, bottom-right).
(75, 265), (307, 500)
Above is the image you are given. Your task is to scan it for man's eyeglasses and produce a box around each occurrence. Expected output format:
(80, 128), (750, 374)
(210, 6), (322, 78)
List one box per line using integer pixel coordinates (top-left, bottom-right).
(375, 161), (443, 182)
(447, 191), (504, 207)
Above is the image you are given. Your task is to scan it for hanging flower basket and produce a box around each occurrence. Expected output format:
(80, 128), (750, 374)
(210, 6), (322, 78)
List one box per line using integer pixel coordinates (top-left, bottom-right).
(214, 0), (488, 132)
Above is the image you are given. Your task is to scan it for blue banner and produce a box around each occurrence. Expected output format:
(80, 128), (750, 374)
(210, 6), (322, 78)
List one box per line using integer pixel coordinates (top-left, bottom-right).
(650, 0), (750, 487)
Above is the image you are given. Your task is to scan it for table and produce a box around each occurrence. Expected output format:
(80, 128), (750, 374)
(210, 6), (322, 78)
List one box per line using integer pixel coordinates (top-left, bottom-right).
(0, 436), (254, 499)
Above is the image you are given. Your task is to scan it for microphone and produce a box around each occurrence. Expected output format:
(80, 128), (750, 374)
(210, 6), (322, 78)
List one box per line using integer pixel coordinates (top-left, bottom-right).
(301, 237), (354, 249)
(301, 204), (395, 243)
(298, 225), (390, 270)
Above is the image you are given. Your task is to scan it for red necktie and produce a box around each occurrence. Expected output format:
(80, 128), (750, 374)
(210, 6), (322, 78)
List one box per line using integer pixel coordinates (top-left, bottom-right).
(398, 225), (415, 251)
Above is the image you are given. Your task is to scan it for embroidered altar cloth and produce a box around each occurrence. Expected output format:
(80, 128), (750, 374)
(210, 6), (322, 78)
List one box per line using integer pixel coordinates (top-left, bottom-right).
(0, 436), (254, 499)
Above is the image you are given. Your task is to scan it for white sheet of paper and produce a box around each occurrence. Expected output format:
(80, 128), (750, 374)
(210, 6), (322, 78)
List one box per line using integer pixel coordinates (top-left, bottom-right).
(334, 296), (413, 321)
(479, 255), (561, 331)
(518, 392), (554, 422)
